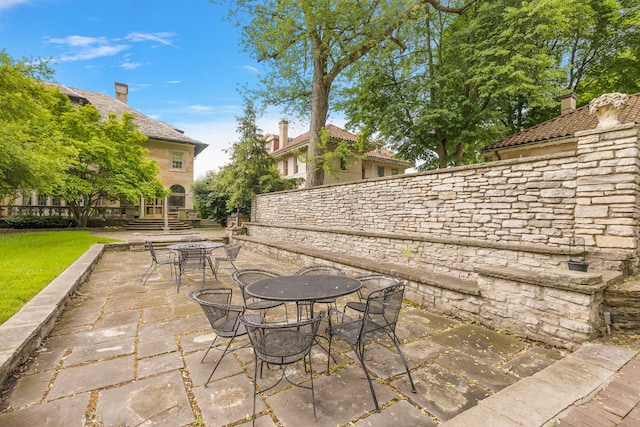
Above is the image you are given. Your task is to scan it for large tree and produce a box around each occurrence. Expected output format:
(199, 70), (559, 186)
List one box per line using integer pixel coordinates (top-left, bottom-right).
(214, 100), (301, 214)
(0, 50), (74, 198)
(225, 0), (474, 186)
(339, 0), (637, 168)
(56, 105), (165, 227)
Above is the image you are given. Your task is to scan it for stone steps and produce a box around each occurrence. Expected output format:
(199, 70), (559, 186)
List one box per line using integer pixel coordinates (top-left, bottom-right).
(124, 218), (192, 231)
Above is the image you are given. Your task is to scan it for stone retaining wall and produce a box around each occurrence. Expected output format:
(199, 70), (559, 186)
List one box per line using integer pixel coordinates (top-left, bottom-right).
(244, 123), (640, 346)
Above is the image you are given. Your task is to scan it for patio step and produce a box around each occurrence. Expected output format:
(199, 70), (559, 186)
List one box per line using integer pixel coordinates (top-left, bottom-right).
(124, 218), (192, 231)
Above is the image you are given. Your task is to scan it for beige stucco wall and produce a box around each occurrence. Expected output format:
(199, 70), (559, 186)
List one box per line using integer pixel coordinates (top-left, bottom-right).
(145, 139), (195, 210)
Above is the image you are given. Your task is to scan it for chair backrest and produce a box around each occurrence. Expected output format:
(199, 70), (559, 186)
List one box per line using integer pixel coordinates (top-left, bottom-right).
(188, 288), (244, 334)
(223, 243), (243, 260)
(355, 274), (404, 300)
(295, 265), (346, 276)
(179, 245), (208, 268)
(231, 269), (280, 303)
(360, 284), (405, 342)
(146, 241), (159, 261)
(240, 311), (325, 365)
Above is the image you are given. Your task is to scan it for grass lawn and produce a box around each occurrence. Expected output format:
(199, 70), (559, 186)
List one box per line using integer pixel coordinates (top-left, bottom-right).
(0, 230), (118, 325)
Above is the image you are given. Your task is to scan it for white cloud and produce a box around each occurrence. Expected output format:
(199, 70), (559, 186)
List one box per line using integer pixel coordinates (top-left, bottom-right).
(242, 65), (260, 75)
(166, 80), (181, 84)
(59, 44), (129, 62)
(187, 104), (214, 113)
(0, 0), (30, 11)
(120, 61), (142, 70)
(125, 31), (177, 48)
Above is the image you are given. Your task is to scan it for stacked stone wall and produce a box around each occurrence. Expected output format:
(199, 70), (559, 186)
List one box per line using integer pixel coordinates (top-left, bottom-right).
(255, 154), (578, 246)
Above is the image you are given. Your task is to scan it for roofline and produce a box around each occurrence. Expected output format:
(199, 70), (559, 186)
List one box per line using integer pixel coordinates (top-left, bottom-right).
(480, 134), (575, 153)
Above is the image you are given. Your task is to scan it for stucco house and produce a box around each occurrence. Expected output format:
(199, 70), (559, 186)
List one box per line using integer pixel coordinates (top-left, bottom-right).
(263, 121), (412, 185)
(0, 82), (207, 222)
(481, 92), (640, 161)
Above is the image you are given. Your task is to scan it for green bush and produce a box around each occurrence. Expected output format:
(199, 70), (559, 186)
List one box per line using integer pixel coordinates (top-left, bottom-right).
(0, 215), (74, 229)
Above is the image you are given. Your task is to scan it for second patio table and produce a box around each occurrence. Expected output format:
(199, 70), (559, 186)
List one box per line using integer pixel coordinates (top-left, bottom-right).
(245, 274), (361, 303)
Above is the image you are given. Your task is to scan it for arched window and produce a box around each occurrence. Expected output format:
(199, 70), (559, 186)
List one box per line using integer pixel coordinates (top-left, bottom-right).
(169, 185), (186, 208)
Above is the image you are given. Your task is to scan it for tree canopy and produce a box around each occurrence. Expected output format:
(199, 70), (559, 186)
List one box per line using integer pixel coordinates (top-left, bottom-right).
(0, 50), (74, 198)
(193, 100), (301, 223)
(0, 50), (166, 227)
(57, 106), (166, 227)
(225, 0), (474, 186)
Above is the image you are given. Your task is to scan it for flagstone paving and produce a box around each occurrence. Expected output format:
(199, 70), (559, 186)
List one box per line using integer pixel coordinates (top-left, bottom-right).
(0, 230), (637, 426)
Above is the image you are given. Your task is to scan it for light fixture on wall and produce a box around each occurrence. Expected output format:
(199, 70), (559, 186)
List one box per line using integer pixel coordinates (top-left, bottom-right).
(567, 235), (589, 272)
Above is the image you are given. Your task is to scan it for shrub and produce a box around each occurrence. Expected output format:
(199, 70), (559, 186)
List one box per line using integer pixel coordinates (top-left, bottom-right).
(0, 215), (74, 229)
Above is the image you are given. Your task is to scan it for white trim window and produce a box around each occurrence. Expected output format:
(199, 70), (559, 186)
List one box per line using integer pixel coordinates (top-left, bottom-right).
(170, 151), (186, 171)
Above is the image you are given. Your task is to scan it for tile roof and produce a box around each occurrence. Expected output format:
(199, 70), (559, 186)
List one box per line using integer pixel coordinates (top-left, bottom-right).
(52, 83), (208, 156)
(275, 123), (411, 166)
(481, 93), (640, 152)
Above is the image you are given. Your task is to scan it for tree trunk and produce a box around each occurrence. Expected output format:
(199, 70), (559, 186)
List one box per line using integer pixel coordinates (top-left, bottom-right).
(306, 56), (331, 188)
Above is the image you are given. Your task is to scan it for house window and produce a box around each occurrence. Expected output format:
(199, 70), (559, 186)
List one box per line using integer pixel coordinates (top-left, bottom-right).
(169, 185), (186, 208)
(52, 196), (61, 206)
(171, 151), (186, 171)
(391, 168), (399, 175)
(23, 194), (32, 205)
(377, 166), (384, 177)
(37, 194), (48, 205)
(362, 167), (366, 179)
(293, 157), (299, 174)
(340, 158), (347, 171)
(283, 159), (289, 176)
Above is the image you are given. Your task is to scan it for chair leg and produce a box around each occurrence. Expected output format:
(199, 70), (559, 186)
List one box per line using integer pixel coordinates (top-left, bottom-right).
(140, 263), (157, 286)
(252, 355), (259, 427)
(391, 334), (417, 393)
(355, 347), (380, 413)
(213, 259), (220, 280)
(204, 338), (235, 387)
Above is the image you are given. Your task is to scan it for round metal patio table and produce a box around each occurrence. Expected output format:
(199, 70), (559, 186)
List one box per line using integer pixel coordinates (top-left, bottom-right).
(245, 274), (361, 303)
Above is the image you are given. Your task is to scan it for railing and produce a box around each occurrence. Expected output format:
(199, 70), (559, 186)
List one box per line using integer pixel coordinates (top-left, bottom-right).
(0, 205), (125, 219)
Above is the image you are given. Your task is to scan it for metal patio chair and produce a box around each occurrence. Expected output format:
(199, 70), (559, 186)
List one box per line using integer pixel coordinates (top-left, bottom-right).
(188, 288), (262, 387)
(176, 244), (211, 292)
(140, 241), (178, 286)
(212, 243), (243, 279)
(231, 269), (287, 321)
(344, 274), (405, 317)
(294, 264), (346, 319)
(326, 283), (416, 412)
(241, 311), (326, 426)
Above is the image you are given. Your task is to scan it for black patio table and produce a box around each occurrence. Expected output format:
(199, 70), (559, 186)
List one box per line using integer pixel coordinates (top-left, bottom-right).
(166, 242), (225, 251)
(245, 274), (362, 304)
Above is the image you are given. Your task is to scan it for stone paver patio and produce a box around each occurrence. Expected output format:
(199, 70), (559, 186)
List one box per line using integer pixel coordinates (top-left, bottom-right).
(0, 231), (636, 426)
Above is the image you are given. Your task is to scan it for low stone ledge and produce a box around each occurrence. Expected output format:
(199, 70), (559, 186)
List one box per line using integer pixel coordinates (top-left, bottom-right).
(475, 265), (623, 295)
(235, 235), (480, 296)
(0, 244), (105, 387)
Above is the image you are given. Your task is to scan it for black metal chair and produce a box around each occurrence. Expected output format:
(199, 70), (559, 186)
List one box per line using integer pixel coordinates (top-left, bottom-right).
(344, 274), (404, 317)
(176, 244), (210, 292)
(140, 241), (178, 286)
(212, 243), (243, 279)
(188, 288), (262, 387)
(326, 284), (416, 412)
(241, 312), (325, 426)
(295, 265), (346, 319)
(231, 269), (287, 321)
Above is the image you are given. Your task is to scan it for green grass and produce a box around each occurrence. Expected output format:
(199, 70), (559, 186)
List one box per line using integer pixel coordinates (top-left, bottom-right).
(0, 230), (118, 325)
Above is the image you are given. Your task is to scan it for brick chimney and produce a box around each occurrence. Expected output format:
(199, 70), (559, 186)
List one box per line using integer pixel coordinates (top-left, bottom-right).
(115, 82), (128, 104)
(560, 92), (577, 115)
(279, 119), (289, 149)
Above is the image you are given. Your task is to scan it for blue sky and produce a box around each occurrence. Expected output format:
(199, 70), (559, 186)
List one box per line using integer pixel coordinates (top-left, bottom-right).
(0, 0), (317, 178)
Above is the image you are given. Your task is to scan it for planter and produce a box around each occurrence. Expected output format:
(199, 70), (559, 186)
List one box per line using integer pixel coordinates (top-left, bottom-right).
(568, 260), (589, 272)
